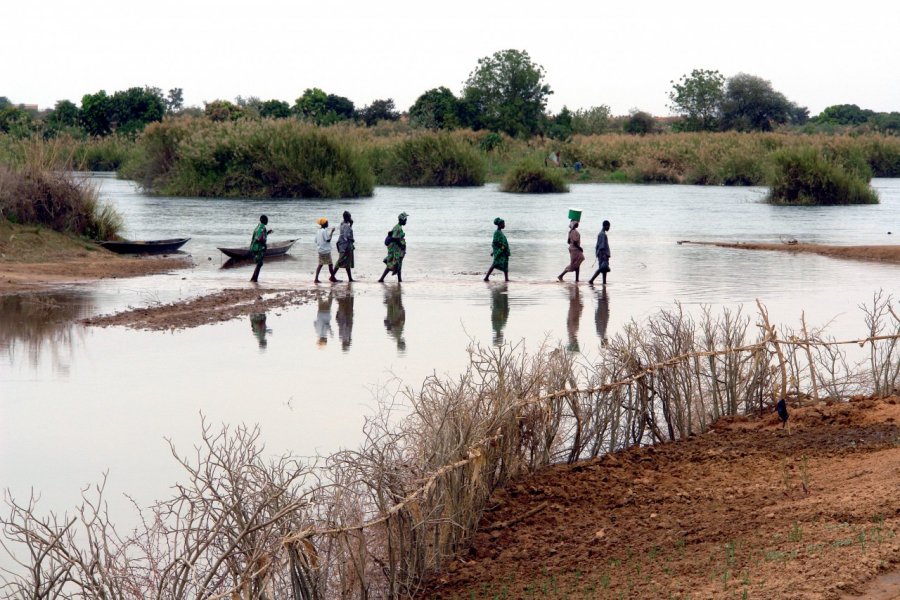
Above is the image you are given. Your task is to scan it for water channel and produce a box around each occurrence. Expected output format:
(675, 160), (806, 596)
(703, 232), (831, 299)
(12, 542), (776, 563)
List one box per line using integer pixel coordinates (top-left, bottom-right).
(2, 175), (899, 520)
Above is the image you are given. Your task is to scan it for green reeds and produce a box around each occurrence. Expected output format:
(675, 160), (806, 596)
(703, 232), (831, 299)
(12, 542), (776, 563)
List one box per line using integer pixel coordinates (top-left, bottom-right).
(500, 161), (569, 193)
(377, 132), (485, 186)
(0, 137), (122, 239)
(768, 146), (879, 205)
(124, 118), (375, 198)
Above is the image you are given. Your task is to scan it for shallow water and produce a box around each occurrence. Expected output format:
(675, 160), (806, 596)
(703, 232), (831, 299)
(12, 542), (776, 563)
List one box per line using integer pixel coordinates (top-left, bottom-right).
(1, 176), (899, 518)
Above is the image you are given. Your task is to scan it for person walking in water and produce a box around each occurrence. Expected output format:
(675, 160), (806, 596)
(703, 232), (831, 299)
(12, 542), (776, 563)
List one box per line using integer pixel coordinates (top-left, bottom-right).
(336, 211), (355, 282)
(589, 220), (612, 286)
(558, 220), (585, 282)
(378, 212), (408, 283)
(250, 214), (271, 283)
(483, 217), (510, 282)
(314, 217), (338, 283)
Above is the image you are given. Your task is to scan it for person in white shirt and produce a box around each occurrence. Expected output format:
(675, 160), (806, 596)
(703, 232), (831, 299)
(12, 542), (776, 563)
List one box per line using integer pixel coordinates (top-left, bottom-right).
(314, 217), (338, 283)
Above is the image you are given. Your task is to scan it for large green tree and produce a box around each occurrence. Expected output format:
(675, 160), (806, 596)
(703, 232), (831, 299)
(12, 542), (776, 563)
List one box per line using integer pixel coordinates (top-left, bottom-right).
(409, 87), (463, 130)
(720, 74), (806, 131)
(668, 68), (724, 131)
(570, 105), (612, 135)
(356, 98), (399, 126)
(461, 49), (552, 137)
(110, 87), (166, 135)
(813, 104), (875, 126)
(294, 88), (355, 125)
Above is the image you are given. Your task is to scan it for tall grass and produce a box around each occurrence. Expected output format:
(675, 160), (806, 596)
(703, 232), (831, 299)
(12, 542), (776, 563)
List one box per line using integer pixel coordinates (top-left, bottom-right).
(0, 138), (122, 239)
(123, 118), (374, 198)
(376, 132), (485, 186)
(500, 160), (569, 193)
(768, 146), (879, 205)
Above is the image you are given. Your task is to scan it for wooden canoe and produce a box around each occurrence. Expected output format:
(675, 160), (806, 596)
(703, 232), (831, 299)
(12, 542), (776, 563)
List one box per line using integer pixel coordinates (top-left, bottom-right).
(217, 239), (297, 260)
(100, 238), (190, 254)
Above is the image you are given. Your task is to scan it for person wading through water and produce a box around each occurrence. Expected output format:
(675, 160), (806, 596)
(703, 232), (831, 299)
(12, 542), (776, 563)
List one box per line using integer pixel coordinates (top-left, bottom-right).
(483, 217), (510, 282)
(557, 219), (585, 282)
(250, 215), (272, 283)
(314, 217), (339, 283)
(335, 211), (355, 282)
(588, 219), (612, 286)
(378, 212), (408, 283)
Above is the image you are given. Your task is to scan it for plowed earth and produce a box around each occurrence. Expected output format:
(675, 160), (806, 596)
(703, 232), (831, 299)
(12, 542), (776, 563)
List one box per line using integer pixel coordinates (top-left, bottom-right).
(422, 397), (900, 600)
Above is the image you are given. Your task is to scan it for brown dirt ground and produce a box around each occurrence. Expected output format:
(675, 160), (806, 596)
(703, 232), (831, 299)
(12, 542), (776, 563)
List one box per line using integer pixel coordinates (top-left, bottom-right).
(81, 287), (321, 330)
(0, 221), (191, 293)
(678, 240), (900, 265)
(422, 397), (900, 600)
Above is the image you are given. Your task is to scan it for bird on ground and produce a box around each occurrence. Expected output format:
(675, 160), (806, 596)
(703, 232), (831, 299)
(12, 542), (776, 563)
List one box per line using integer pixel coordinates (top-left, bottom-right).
(776, 398), (790, 433)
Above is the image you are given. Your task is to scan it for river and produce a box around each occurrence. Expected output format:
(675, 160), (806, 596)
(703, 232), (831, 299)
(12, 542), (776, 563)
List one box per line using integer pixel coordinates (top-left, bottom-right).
(1, 175), (898, 520)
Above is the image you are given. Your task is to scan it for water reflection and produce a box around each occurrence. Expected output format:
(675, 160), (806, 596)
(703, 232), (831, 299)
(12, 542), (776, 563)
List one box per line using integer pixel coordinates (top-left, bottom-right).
(566, 284), (584, 352)
(594, 286), (610, 347)
(335, 289), (354, 352)
(0, 292), (93, 370)
(314, 292), (334, 347)
(489, 283), (510, 346)
(249, 313), (271, 350)
(383, 285), (406, 353)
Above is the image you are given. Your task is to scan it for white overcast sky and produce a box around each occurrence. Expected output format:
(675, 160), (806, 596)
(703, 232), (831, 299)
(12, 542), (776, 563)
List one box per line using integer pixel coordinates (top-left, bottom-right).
(3, 0), (898, 116)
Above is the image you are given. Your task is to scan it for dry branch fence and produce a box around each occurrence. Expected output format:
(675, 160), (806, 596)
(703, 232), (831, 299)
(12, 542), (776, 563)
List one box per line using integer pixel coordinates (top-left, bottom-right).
(3, 294), (898, 600)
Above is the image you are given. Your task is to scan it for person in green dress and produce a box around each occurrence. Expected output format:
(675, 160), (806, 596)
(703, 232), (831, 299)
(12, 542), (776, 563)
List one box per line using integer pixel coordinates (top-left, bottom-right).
(483, 217), (510, 282)
(250, 214), (271, 282)
(378, 212), (408, 283)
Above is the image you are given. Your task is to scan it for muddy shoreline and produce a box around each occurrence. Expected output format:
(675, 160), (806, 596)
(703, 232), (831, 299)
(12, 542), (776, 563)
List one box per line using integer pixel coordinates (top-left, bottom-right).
(678, 239), (900, 264)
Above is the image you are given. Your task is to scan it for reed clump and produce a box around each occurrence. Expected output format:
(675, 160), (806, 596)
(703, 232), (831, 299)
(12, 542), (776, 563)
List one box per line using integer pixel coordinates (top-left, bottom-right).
(768, 146), (879, 205)
(377, 132), (485, 186)
(123, 118), (375, 198)
(500, 160), (569, 193)
(0, 138), (122, 239)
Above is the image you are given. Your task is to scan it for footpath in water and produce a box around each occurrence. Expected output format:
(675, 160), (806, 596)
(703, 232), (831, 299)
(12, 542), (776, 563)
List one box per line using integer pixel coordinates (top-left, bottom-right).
(422, 396), (900, 600)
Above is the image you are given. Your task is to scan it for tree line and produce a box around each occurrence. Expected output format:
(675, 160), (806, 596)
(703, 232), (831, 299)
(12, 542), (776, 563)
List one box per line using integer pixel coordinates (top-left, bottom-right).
(2, 49), (898, 140)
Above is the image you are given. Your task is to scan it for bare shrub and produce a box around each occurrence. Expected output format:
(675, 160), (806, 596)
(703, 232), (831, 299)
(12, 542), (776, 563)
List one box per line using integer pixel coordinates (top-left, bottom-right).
(3, 300), (899, 599)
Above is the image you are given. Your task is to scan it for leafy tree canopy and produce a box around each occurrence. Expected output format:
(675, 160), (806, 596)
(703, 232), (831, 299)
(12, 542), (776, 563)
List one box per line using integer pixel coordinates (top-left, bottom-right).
(570, 105), (612, 135)
(623, 110), (656, 135)
(166, 88), (184, 114)
(294, 88), (355, 125)
(409, 87), (463, 130)
(813, 104), (875, 126)
(668, 68), (724, 131)
(720, 73), (806, 131)
(258, 99), (292, 119)
(462, 49), (552, 137)
(357, 98), (400, 126)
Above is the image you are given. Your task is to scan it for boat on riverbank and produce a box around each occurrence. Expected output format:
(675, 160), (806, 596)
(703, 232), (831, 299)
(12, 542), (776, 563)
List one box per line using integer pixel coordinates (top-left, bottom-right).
(217, 239), (297, 260)
(100, 238), (190, 254)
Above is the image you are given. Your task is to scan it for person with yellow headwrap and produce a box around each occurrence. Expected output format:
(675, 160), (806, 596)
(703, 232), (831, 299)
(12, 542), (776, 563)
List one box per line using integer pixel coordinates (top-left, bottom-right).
(314, 217), (338, 283)
(483, 217), (510, 282)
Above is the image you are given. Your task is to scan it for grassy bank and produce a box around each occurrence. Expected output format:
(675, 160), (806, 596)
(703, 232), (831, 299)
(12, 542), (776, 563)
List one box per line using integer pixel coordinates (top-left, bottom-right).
(3, 127), (899, 197)
(0, 139), (122, 239)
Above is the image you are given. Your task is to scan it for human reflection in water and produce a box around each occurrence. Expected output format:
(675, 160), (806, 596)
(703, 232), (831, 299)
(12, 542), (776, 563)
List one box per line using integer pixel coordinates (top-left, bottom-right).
(566, 284), (584, 352)
(490, 283), (510, 346)
(250, 313), (271, 349)
(383, 285), (406, 352)
(335, 290), (355, 352)
(595, 287), (610, 347)
(314, 291), (334, 347)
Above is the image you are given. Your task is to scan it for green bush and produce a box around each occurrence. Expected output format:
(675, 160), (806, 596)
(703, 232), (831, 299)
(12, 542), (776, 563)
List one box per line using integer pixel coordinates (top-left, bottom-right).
(0, 143), (122, 239)
(768, 147), (879, 205)
(500, 161), (569, 193)
(379, 133), (485, 186)
(124, 119), (374, 198)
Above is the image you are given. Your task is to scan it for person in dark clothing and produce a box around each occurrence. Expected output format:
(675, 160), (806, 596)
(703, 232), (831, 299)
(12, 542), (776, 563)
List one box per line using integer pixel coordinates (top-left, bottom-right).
(588, 220), (611, 286)
(250, 215), (272, 283)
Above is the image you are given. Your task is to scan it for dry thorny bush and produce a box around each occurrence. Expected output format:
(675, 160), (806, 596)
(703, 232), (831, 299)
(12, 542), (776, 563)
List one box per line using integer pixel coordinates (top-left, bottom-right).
(2, 297), (898, 599)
